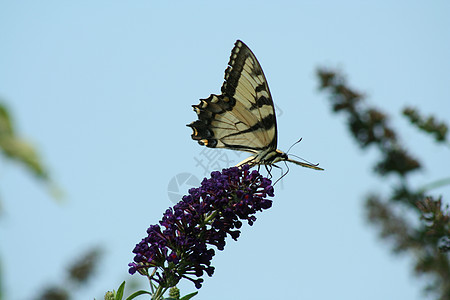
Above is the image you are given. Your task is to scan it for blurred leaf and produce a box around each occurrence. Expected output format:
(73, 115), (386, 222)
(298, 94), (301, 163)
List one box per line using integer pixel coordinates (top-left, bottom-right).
(36, 287), (69, 300)
(36, 247), (103, 300)
(0, 102), (48, 179)
(0, 100), (63, 205)
(68, 247), (103, 284)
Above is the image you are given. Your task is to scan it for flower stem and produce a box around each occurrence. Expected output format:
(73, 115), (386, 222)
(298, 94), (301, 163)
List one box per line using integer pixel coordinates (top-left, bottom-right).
(151, 285), (168, 300)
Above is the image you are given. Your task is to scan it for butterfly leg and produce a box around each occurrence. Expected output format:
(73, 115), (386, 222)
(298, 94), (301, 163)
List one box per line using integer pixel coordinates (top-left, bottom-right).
(273, 163), (289, 186)
(264, 164), (274, 179)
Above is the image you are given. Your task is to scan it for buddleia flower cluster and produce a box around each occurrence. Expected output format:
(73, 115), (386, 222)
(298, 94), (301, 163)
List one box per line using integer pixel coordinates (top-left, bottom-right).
(128, 165), (274, 292)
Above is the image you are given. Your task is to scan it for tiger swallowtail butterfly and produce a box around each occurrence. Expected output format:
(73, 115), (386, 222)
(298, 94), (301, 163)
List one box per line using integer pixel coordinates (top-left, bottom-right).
(187, 40), (323, 171)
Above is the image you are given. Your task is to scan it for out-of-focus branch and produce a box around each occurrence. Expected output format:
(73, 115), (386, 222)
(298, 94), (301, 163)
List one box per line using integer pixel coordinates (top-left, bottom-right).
(403, 107), (448, 143)
(317, 68), (450, 299)
(317, 69), (420, 177)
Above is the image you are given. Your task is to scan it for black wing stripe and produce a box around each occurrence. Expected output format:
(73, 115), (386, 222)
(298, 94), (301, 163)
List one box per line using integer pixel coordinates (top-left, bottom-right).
(221, 114), (275, 138)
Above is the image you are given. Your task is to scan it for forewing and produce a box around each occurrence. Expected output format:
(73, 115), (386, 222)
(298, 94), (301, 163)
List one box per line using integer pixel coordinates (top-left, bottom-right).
(188, 40), (278, 153)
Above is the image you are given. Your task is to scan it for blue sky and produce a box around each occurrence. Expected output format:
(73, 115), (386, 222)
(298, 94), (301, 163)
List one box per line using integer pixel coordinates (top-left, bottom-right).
(1, 1), (449, 299)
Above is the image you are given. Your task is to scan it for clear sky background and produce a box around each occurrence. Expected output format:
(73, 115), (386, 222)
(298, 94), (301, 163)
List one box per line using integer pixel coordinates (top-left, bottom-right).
(1, 1), (449, 300)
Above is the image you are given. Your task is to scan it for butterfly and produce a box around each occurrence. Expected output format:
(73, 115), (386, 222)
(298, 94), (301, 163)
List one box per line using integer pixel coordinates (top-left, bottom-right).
(187, 40), (323, 171)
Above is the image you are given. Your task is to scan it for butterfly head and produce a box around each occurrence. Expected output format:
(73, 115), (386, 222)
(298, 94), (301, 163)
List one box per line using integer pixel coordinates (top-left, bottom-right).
(271, 149), (289, 164)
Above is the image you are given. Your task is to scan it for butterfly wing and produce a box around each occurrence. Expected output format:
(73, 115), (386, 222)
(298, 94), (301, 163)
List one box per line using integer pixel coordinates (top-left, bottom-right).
(188, 40), (278, 155)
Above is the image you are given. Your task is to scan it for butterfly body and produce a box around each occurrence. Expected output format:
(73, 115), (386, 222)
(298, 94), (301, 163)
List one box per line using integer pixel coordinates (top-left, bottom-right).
(188, 40), (323, 171)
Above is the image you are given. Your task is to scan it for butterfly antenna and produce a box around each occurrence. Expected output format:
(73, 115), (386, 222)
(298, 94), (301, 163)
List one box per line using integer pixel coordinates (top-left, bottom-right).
(286, 138), (303, 154)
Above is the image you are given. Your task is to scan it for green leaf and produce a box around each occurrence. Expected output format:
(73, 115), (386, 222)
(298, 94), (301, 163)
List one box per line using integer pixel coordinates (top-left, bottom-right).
(116, 281), (126, 300)
(179, 292), (198, 300)
(125, 290), (152, 300)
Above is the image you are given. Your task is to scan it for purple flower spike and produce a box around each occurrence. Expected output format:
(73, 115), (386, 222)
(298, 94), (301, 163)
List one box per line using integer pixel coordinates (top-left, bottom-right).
(128, 165), (274, 289)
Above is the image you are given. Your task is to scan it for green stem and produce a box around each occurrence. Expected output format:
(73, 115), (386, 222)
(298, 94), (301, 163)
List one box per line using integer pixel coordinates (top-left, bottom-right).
(149, 269), (157, 294)
(152, 285), (168, 300)
(418, 177), (450, 193)
(204, 211), (217, 223)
